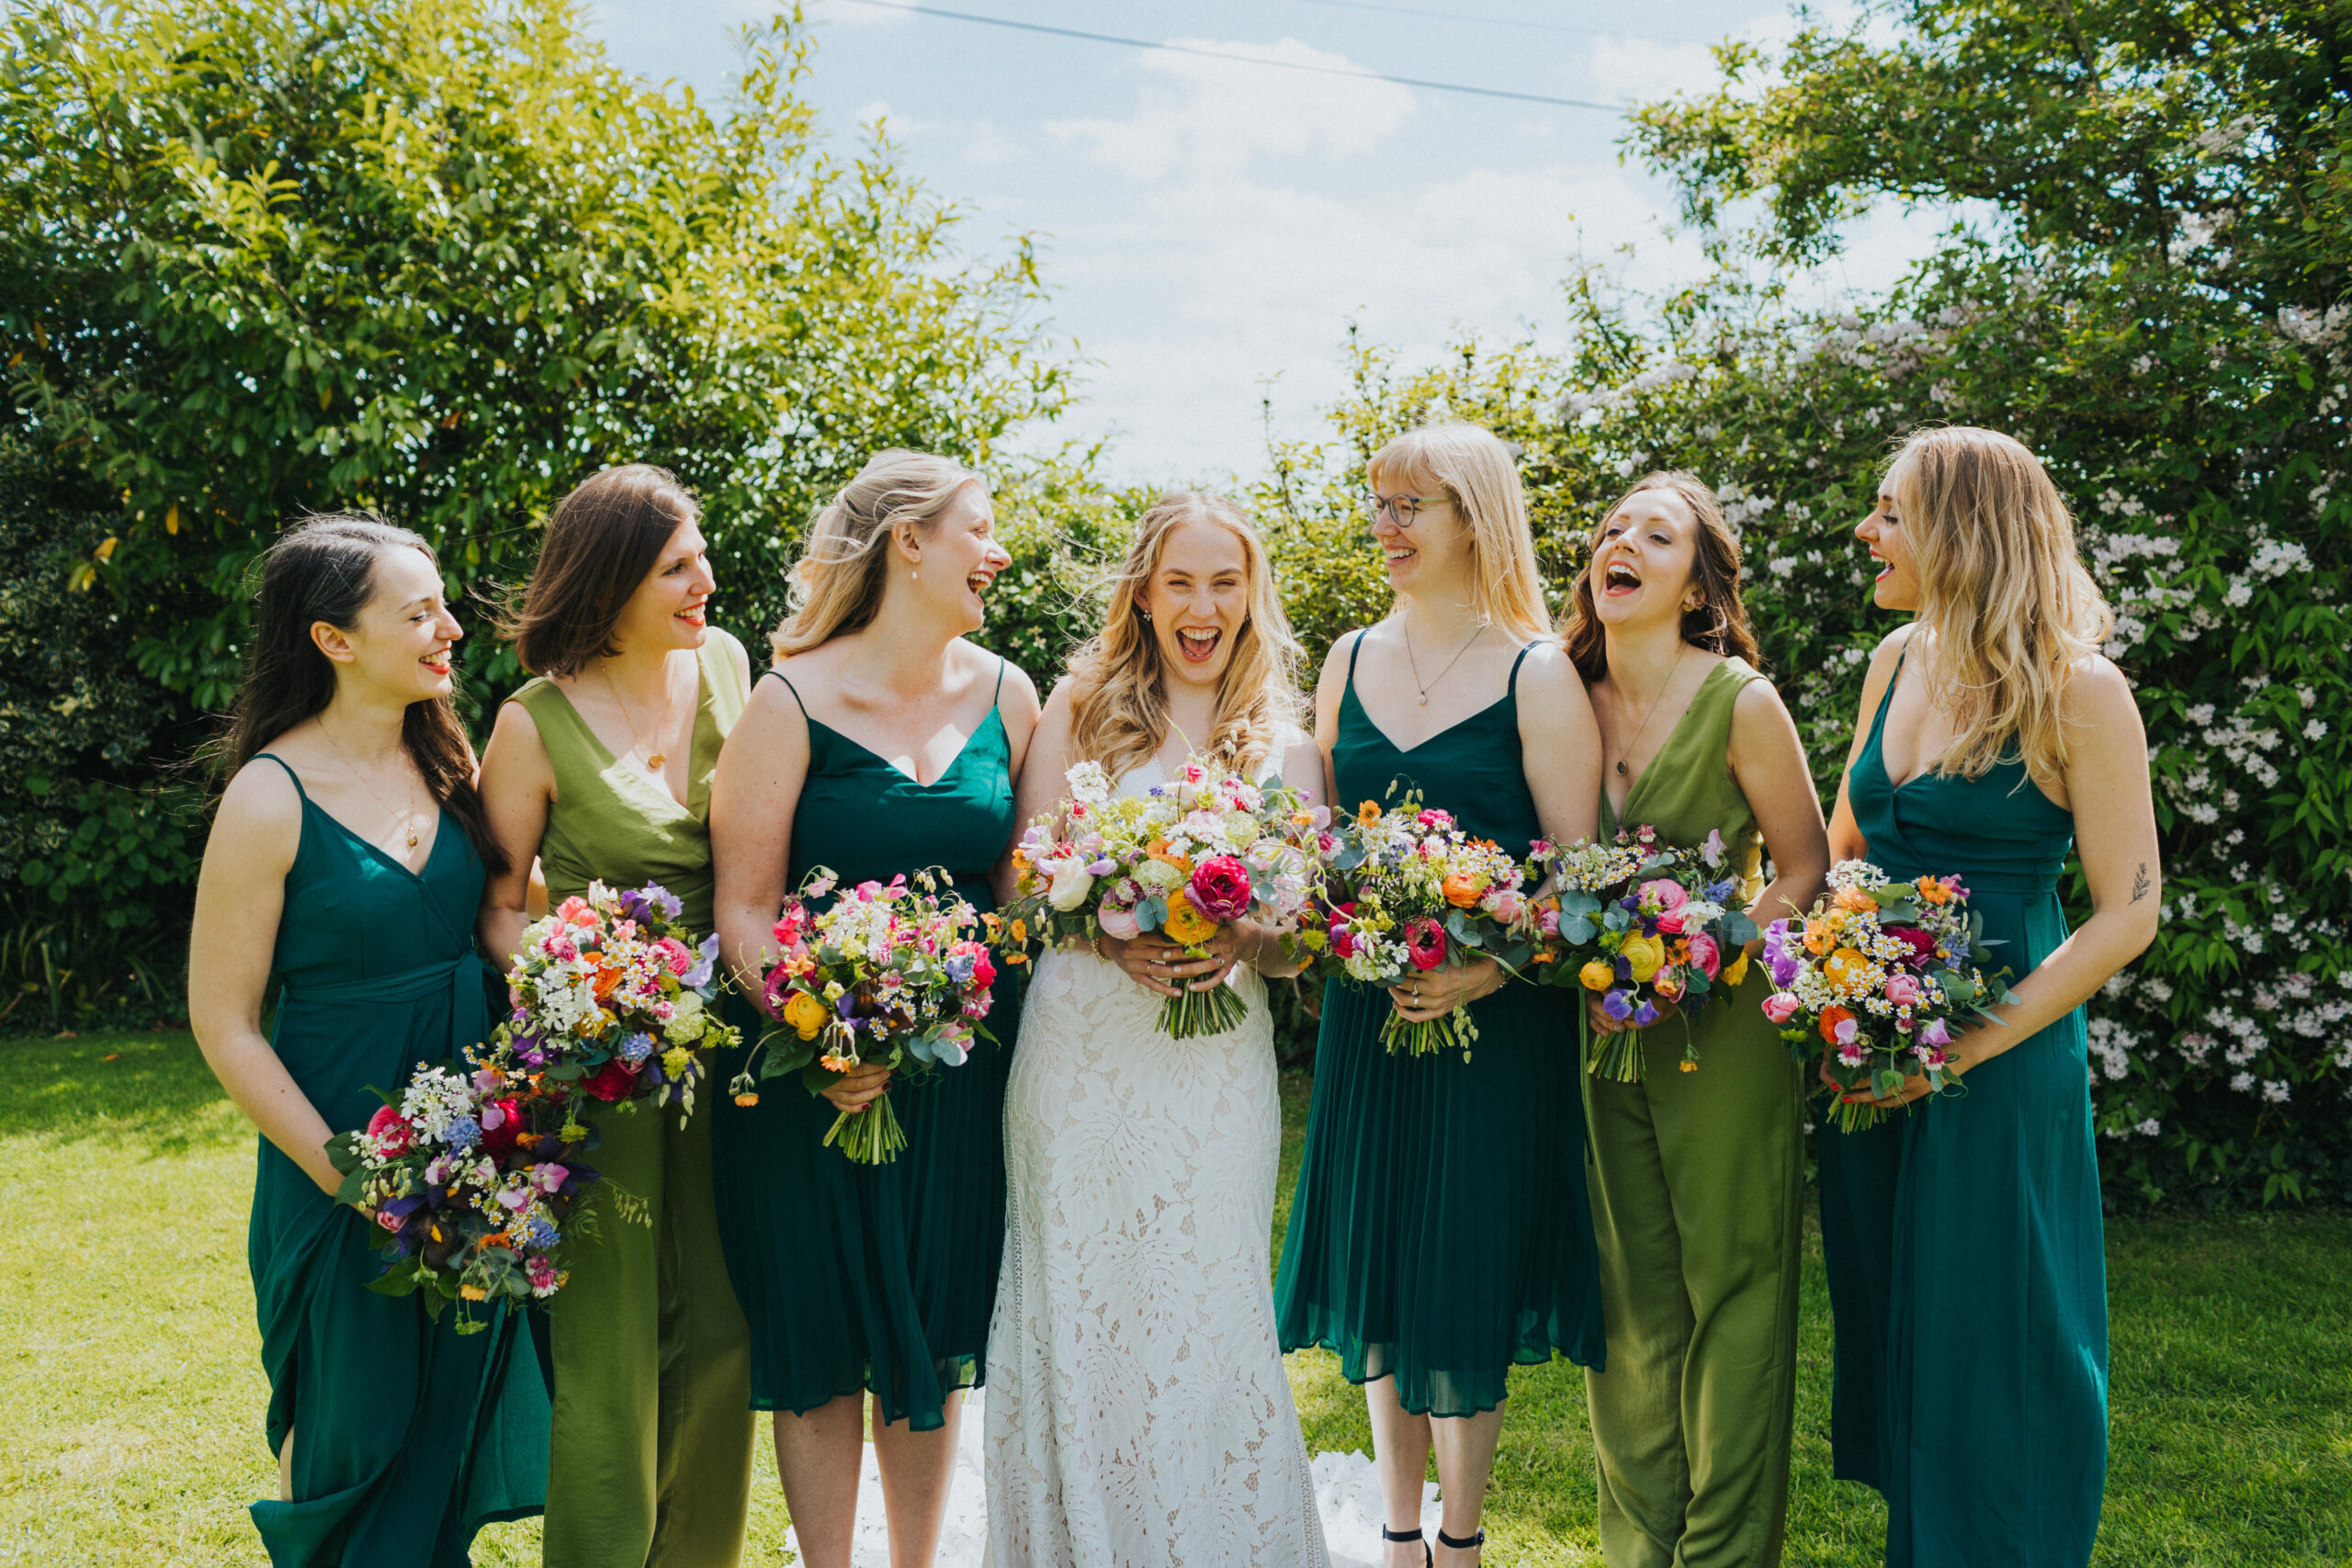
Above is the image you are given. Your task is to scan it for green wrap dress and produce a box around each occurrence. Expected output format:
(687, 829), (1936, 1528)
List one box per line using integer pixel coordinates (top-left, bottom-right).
(1583, 657), (1805, 1568)
(711, 662), (1022, 1431)
(1816, 642), (2109, 1566)
(245, 754), (548, 1567)
(505, 632), (757, 1568)
(1275, 636), (1608, 1417)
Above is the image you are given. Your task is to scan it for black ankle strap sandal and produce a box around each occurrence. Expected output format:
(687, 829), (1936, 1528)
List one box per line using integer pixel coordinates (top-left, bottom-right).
(1438, 1527), (1486, 1553)
(1383, 1525), (1432, 1567)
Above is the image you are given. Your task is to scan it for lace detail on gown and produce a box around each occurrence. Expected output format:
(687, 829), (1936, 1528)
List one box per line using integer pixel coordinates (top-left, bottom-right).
(980, 758), (1330, 1568)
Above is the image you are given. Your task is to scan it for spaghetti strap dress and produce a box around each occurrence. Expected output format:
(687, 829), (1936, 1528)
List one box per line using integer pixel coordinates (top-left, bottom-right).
(1815, 642), (2108, 1567)
(243, 754), (548, 1566)
(711, 660), (1023, 1431)
(1583, 657), (1804, 1568)
(505, 632), (757, 1568)
(1275, 637), (1607, 1417)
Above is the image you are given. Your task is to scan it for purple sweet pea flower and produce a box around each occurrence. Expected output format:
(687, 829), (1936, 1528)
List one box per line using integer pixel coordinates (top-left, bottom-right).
(1769, 951), (1801, 988)
(1601, 988), (1635, 1022)
(1633, 999), (1661, 1028)
(684, 932), (718, 988)
(1919, 1017), (1953, 1048)
(630, 882), (684, 922)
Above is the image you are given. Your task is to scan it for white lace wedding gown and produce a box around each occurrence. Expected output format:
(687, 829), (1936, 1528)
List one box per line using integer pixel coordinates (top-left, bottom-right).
(981, 757), (1329, 1568)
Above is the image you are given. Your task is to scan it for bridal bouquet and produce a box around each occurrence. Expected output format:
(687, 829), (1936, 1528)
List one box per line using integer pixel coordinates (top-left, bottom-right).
(1547, 827), (1759, 1081)
(486, 881), (738, 1118)
(1292, 795), (1548, 1061)
(729, 866), (998, 1164)
(1759, 859), (2019, 1131)
(1008, 757), (1327, 1039)
(327, 1058), (602, 1331)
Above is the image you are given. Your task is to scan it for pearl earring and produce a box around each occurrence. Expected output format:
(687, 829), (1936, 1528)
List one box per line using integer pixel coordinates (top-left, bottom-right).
(911, 569), (919, 581)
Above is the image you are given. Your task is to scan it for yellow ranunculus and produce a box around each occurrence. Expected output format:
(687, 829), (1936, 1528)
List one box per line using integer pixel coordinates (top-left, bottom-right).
(1578, 960), (1617, 992)
(1620, 932), (1667, 983)
(782, 989), (830, 1042)
(1161, 889), (1217, 946)
(1720, 949), (1750, 988)
(1825, 946), (1871, 995)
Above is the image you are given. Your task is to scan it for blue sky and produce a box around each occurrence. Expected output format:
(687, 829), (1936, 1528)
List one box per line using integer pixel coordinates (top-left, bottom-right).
(585, 0), (1936, 483)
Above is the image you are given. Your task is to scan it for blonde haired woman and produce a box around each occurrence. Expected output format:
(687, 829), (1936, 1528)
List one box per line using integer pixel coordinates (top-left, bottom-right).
(708, 450), (1040, 1568)
(982, 491), (1329, 1566)
(1816, 427), (2156, 1567)
(1275, 424), (1607, 1567)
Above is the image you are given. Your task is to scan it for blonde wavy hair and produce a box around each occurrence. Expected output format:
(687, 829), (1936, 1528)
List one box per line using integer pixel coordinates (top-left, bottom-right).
(1890, 426), (2114, 787)
(1368, 423), (1553, 642)
(772, 450), (983, 658)
(1064, 492), (1306, 783)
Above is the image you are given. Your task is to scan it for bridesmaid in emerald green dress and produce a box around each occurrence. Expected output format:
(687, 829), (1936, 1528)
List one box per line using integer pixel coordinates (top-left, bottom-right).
(1565, 473), (1828, 1568)
(1815, 427), (2158, 1567)
(708, 450), (1040, 1568)
(1274, 424), (1605, 1568)
(477, 466), (757, 1568)
(190, 516), (548, 1567)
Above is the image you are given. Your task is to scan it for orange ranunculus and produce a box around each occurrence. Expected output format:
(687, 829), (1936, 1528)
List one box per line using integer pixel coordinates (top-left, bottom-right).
(1578, 960), (1617, 992)
(1162, 889), (1218, 946)
(1833, 886), (1880, 915)
(1441, 873), (1485, 908)
(592, 964), (625, 999)
(1825, 945), (1871, 995)
(1818, 1004), (1855, 1044)
(1803, 918), (1839, 956)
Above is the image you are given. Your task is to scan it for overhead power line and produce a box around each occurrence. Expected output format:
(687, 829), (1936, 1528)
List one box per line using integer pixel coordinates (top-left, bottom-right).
(828, 0), (1624, 111)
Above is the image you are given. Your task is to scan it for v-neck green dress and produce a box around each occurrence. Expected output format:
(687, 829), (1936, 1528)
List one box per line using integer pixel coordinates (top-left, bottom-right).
(1275, 636), (1607, 1417)
(244, 755), (548, 1567)
(711, 662), (1023, 1431)
(506, 633), (757, 1568)
(1816, 639), (2107, 1567)
(1584, 658), (1805, 1568)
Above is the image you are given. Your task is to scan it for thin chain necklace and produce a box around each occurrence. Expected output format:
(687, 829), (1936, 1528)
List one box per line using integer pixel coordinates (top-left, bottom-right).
(1403, 616), (1484, 706)
(604, 655), (682, 773)
(320, 715), (423, 851)
(1612, 639), (1691, 779)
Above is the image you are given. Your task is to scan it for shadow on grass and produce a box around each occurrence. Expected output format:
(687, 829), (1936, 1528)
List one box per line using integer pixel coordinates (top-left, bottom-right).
(0, 1029), (246, 1155)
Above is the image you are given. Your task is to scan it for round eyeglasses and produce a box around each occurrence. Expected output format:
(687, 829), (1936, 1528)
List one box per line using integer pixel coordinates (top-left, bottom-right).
(1362, 491), (1450, 525)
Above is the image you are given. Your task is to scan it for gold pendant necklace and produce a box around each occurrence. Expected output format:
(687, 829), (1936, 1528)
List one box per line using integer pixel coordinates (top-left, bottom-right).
(1404, 618), (1483, 705)
(321, 717), (422, 849)
(605, 658), (682, 773)
(1614, 641), (1691, 779)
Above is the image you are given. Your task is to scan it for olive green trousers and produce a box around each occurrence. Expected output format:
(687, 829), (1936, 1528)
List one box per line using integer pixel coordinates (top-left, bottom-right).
(545, 1102), (758, 1568)
(1582, 997), (1804, 1568)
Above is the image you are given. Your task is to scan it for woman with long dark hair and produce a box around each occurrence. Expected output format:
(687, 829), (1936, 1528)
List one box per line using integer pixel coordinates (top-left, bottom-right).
(475, 464), (758, 1567)
(1560, 473), (1828, 1567)
(189, 513), (549, 1566)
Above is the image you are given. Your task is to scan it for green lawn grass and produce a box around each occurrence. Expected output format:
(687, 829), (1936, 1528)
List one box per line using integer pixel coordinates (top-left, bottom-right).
(6, 1030), (2348, 1565)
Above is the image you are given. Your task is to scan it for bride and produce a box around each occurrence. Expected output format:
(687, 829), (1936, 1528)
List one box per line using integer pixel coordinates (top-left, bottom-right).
(984, 492), (1332, 1567)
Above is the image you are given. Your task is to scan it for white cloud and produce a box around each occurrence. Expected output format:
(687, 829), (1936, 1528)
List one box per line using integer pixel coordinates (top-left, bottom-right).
(960, 119), (1025, 165)
(819, 0), (916, 28)
(1588, 35), (1723, 104)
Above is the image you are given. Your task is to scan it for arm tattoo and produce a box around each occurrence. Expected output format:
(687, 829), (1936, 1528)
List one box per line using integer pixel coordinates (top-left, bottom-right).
(2130, 863), (2151, 904)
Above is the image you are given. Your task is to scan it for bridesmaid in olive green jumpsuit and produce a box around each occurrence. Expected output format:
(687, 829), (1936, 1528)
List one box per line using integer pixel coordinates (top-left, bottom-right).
(478, 466), (757, 1568)
(1563, 474), (1829, 1568)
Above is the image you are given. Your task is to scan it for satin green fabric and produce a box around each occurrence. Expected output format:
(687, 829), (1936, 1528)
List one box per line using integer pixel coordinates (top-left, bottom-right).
(1585, 658), (1804, 1567)
(245, 756), (548, 1567)
(1817, 643), (2108, 1567)
(1275, 637), (1607, 1418)
(507, 634), (757, 1568)
(711, 665), (1021, 1430)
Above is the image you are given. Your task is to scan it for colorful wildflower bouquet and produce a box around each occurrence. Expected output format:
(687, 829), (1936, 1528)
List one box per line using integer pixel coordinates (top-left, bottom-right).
(487, 881), (738, 1118)
(729, 866), (999, 1164)
(1758, 859), (2020, 1131)
(326, 1059), (602, 1331)
(1293, 794), (1549, 1061)
(1544, 827), (1760, 1081)
(1008, 757), (1328, 1039)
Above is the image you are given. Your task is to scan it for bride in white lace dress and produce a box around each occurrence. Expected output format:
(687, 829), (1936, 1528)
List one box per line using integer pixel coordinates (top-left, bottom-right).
(984, 493), (1332, 1568)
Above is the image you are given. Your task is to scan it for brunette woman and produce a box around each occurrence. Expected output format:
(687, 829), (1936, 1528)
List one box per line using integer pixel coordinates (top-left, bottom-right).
(707, 450), (1039, 1568)
(190, 515), (548, 1565)
(476, 465), (757, 1567)
(1564, 474), (1828, 1567)
(1274, 423), (1606, 1568)
(1818, 426), (2156, 1566)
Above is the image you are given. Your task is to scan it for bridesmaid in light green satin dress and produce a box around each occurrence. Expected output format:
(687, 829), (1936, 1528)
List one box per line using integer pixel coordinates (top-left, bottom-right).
(1815, 427), (2158, 1568)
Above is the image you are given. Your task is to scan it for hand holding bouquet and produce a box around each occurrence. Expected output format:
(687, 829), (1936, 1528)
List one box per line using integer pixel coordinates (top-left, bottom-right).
(1294, 795), (1548, 1060)
(1009, 757), (1326, 1039)
(489, 881), (739, 1117)
(326, 1059), (601, 1331)
(1758, 859), (2019, 1131)
(1551, 827), (1760, 1081)
(729, 866), (998, 1164)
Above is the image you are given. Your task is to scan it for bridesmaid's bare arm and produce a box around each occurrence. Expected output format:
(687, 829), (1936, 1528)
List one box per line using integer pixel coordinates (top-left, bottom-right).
(989, 658), (1045, 908)
(188, 762), (339, 1198)
(476, 700), (555, 971)
(1826, 626), (1917, 864)
(1727, 678), (1831, 934)
(709, 674), (810, 1013)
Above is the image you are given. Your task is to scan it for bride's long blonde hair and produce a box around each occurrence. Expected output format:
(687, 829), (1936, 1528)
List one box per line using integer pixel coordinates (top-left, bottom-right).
(1891, 425), (2114, 787)
(1065, 492), (1305, 782)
